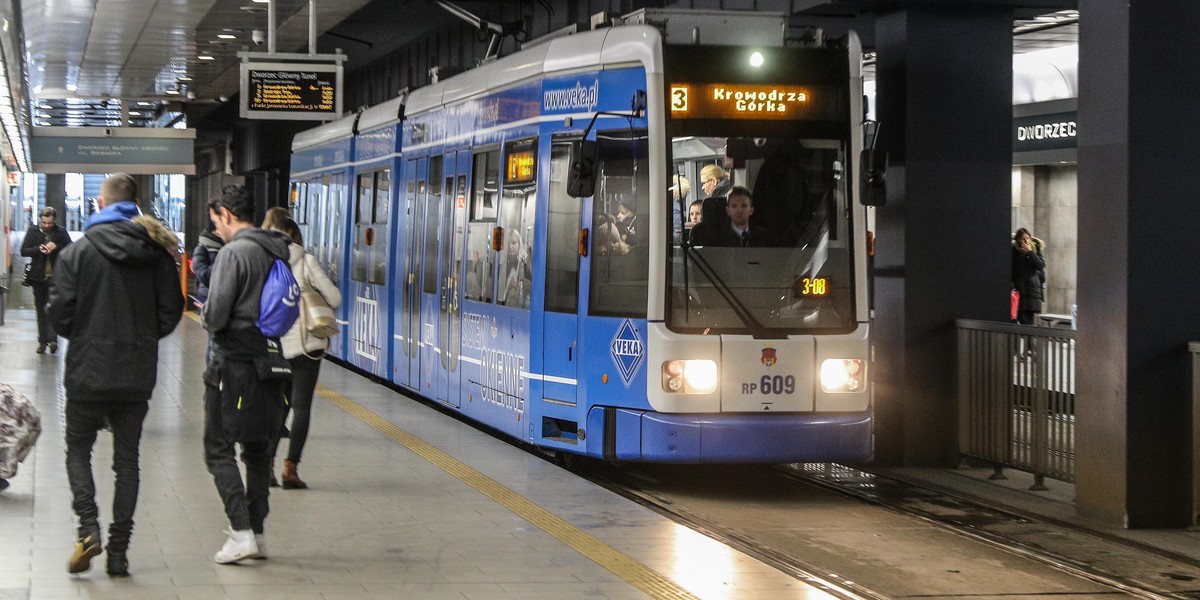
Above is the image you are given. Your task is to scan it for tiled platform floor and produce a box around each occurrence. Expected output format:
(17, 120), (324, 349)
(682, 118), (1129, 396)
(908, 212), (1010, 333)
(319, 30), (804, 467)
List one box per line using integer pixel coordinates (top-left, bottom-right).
(0, 309), (834, 599)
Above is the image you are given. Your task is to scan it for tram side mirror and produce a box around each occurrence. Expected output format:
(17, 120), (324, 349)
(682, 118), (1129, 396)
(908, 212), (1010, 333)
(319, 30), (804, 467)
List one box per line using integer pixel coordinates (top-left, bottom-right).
(860, 148), (888, 207)
(567, 140), (597, 198)
(491, 226), (504, 252)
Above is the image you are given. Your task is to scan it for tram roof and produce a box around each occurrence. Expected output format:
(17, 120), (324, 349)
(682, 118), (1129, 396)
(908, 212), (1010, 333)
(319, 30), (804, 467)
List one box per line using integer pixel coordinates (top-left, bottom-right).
(405, 25), (663, 117)
(291, 114), (357, 152)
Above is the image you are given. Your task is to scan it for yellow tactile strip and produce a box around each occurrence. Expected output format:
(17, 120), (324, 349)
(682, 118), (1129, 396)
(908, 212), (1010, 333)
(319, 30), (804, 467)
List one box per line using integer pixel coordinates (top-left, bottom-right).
(317, 383), (700, 600)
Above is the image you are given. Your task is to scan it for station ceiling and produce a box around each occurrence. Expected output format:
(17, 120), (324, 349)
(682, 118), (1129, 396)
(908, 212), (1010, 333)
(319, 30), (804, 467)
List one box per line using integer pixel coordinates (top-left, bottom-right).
(13, 0), (1076, 129)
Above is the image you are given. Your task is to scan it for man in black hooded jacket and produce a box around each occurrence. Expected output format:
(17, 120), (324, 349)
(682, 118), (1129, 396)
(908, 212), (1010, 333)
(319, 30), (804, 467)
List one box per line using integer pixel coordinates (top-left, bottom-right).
(47, 173), (183, 577)
(21, 206), (72, 353)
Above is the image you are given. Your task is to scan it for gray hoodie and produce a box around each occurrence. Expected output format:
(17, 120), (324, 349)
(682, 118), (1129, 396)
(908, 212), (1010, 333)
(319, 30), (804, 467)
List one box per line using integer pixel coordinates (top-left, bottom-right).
(201, 227), (293, 336)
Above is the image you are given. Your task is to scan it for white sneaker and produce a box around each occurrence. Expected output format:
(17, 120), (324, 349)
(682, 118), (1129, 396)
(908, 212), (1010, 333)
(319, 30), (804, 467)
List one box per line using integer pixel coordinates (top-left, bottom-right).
(250, 533), (267, 559)
(214, 528), (258, 564)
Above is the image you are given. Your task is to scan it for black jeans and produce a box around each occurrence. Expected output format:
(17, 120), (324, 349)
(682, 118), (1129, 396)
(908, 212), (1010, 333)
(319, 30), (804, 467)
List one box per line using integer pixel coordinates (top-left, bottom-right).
(31, 280), (55, 344)
(268, 353), (323, 464)
(65, 400), (150, 552)
(202, 369), (275, 533)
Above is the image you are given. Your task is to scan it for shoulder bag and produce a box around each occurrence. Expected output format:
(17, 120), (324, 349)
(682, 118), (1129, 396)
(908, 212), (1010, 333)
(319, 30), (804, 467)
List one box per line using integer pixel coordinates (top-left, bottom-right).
(301, 257), (338, 339)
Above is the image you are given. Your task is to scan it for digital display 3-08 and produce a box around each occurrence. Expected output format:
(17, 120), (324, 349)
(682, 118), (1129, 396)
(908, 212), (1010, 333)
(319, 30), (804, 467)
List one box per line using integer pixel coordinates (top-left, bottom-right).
(670, 83), (834, 120)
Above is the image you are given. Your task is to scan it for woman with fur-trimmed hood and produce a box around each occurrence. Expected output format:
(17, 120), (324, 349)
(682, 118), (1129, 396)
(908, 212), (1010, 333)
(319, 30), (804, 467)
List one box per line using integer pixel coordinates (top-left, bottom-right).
(1011, 227), (1046, 324)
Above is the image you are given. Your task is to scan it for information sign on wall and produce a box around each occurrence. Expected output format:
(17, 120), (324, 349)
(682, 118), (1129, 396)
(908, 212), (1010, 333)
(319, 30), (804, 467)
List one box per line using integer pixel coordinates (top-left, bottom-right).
(240, 62), (343, 120)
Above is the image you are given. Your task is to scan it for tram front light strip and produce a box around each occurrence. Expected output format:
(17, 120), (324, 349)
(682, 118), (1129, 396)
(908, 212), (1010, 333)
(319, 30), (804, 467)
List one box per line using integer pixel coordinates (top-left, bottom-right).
(820, 359), (864, 393)
(661, 360), (718, 394)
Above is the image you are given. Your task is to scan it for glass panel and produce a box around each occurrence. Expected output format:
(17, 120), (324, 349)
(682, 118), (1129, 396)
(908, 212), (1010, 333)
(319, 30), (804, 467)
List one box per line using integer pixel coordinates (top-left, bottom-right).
(401, 161), (419, 357)
(422, 157), (443, 294)
(465, 150), (499, 303)
(369, 170), (391, 285)
(668, 134), (854, 333)
(545, 142), (581, 313)
(589, 129), (649, 318)
(498, 139), (536, 309)
(351, 173), (374, 282)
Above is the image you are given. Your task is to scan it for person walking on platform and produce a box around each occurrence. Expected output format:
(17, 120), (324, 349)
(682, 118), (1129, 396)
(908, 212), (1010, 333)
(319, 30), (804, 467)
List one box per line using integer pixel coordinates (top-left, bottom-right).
(1011, 227), (1046, 325)
(21, 207), (72, 354)
(264, 217), (341, 490)
(201, 185), (293, 564)
(47, 173), (184, 577)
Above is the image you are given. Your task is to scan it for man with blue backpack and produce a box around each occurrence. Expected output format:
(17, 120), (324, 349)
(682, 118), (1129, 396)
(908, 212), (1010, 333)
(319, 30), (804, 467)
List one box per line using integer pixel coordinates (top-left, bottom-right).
(201, 185), (299, 565)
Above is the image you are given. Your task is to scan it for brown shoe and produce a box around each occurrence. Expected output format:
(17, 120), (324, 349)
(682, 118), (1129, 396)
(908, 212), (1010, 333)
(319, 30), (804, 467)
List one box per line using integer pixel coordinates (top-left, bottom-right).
(281, 460), (307, 489)
(36, 343), (46, 354)
(49, 342), (58, 354)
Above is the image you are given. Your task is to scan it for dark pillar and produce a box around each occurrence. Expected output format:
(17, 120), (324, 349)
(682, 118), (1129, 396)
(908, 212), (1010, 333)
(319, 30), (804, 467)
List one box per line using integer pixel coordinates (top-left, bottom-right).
(1075, 1), (1200, 527)
(42, 174), (67, 223)
(873, 8), (1013, 465)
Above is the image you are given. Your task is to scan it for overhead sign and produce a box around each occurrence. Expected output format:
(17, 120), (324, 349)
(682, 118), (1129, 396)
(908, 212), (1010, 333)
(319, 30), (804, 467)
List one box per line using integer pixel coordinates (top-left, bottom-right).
(1013, 111), (1077, 152)
(30, 127), (196, 174)
(669, 83), (842, 121)
(240, 61), (343, 120)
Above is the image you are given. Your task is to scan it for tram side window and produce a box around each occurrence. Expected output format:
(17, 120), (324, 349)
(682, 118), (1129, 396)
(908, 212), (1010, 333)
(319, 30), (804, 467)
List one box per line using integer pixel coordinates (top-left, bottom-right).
(370, 169), (391, 284)
(325, 174), (344, 279)
(351, 173), (372, 282)
(498, 137), (536, 309)
(590, 129), (649, 318)
(465, 150), (499, 303)
(422, 158), (443, 294)
(545, 141), (580, 313)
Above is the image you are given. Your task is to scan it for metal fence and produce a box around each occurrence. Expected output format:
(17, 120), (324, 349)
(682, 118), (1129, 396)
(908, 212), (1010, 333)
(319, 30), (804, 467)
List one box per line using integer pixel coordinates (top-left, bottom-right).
(956, 319), (1076, 485)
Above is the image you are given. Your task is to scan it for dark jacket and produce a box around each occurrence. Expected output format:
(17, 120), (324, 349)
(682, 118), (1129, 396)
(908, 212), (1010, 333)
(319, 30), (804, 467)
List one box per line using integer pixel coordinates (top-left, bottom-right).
(1011, 237), (1046, 312)
(20, 223), (72, 283)
(47, 203), (184, 402)
(201, 227), (293, 355)
(191, 228), (224, 303)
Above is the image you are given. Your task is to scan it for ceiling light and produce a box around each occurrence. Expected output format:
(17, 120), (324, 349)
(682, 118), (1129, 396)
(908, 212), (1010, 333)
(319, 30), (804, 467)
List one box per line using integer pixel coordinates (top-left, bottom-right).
(218, 34), (237, 39)
(198, 55), (215, 60)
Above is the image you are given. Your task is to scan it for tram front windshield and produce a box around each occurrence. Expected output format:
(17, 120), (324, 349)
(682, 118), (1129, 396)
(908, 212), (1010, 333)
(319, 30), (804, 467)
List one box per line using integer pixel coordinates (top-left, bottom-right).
(667, 133), (855, 334)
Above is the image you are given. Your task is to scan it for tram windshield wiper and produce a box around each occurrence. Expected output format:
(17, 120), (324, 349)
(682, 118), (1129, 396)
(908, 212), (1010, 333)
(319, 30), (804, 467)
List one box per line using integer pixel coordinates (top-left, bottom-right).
(681, 245), (766, 333)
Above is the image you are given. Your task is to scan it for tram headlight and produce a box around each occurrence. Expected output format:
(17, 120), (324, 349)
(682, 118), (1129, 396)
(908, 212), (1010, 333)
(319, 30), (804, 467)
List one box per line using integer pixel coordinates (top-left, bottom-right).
(661, 360), (718, 394)
(820, 359), (864, 393)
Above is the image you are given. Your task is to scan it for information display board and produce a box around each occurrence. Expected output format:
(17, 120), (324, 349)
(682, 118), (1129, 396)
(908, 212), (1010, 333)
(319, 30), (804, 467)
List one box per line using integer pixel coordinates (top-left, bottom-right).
(240, 62), (343, 120)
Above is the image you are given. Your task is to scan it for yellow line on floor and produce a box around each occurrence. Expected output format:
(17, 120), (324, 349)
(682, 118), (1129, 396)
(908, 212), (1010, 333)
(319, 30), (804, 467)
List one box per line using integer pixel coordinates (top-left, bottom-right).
(317, 382), (700, 600)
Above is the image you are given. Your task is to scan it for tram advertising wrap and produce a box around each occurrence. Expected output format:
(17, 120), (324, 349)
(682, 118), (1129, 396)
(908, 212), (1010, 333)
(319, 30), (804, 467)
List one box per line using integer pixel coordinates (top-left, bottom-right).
(288, 10), (874, 464)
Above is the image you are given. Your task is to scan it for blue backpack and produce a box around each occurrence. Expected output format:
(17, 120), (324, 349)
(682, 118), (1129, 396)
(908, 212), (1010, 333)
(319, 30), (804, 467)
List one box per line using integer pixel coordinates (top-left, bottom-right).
(257, 258), (301, 338)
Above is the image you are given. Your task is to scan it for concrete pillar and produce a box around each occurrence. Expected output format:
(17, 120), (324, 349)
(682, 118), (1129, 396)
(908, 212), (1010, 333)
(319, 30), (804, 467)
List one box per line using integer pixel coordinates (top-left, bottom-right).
(873, 7), (1013, 465)
(1075, 0), (1200, 527)
(42, 173), (67, 224)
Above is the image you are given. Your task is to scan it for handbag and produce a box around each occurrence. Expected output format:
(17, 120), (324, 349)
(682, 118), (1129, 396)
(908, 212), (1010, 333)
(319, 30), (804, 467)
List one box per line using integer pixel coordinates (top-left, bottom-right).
(300, 258), (338, 339)
(1010, 289), (1020, 321)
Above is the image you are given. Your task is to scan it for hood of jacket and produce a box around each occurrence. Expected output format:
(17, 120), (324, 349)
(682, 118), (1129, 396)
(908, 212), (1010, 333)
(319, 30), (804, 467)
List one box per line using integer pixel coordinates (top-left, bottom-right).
(85, 201), (141, 230)
(85, 219), (173, 267)
(232, 227), (293, 262)
(197, 228), (224, 252)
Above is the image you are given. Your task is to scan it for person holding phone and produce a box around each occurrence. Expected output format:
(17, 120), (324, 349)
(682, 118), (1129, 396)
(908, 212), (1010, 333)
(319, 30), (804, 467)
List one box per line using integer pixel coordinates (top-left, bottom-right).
(1011, 227), (1046, 325)
(20, 207), (72, 354)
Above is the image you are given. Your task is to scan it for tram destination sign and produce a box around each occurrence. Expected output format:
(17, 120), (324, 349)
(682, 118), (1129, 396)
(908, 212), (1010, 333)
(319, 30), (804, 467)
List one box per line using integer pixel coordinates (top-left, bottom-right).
(240, 61), (343, 120)
(669, 82), (842, 121)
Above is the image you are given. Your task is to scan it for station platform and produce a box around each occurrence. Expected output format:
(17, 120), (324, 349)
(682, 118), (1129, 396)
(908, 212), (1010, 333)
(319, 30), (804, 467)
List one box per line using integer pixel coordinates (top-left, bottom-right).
(0, 309), (829, 599)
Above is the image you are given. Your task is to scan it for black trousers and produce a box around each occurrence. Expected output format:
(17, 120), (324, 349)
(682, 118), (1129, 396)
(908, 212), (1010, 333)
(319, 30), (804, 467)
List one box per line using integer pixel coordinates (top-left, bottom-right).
(65, 400), (150, 552)
(202, 379), (273, 533)
(268, 353), (323, 465)
(31, 280), (55, 344)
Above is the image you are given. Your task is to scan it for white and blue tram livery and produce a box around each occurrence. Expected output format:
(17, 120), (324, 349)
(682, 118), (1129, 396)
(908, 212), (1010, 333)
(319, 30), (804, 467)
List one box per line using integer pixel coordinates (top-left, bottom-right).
(290, 9), (876, 464)
(288, 118), (355, 362)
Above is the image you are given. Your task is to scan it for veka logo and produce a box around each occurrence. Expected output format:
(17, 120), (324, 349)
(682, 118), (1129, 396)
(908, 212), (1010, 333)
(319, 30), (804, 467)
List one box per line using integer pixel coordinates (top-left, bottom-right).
(354, 291), (379, 362)
(609, 320), (644, 388)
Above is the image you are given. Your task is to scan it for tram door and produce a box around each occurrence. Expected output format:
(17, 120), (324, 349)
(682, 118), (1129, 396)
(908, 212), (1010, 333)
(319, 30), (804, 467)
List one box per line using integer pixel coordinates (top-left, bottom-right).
(433, 150), (468, 408)
(399, 158), (427, 388)
(542, 141), (582, 407)
(417, 156), (444, 395)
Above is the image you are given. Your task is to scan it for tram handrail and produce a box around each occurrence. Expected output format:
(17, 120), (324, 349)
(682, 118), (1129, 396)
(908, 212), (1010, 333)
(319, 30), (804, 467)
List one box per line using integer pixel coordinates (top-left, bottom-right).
(1190, 342), (1200, 526)
(956, 319), (1076, 485)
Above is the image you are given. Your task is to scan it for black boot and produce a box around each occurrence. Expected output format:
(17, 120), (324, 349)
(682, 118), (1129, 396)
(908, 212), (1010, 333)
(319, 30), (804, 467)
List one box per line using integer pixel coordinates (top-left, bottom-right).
(106, 551), (129, 577)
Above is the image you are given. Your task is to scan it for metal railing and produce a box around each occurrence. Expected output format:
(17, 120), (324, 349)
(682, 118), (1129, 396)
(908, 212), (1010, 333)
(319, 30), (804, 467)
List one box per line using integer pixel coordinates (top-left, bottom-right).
(1191, 342), (1200, 526)
(957, 319), (1076, 486)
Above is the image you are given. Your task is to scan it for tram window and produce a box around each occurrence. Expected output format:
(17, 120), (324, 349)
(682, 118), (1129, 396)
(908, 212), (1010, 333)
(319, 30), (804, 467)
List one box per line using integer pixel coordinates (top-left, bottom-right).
(590, 129), (649, 318)
(369, 169), (391, 284)
(465, 150), (499, 303)
(498, 138), (536, 309)
(422, 157), (443, 294)
(351, 172), (374, 282)
(545, 141), (580, 313)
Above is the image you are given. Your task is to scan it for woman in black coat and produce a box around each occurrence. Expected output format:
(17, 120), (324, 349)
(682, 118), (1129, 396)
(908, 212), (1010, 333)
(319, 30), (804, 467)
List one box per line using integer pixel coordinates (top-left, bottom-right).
(1011, 227), (1046, 325)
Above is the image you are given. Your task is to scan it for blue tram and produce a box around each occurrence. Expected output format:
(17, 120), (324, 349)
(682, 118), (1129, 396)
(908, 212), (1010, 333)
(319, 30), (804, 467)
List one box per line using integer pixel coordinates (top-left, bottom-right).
(290, 10), (876, 463)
